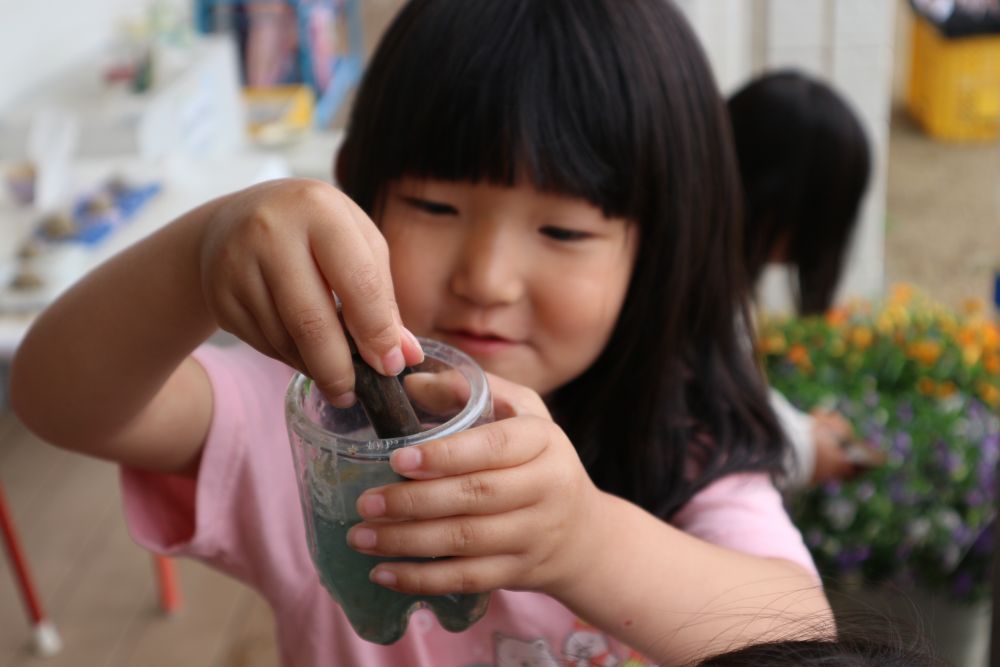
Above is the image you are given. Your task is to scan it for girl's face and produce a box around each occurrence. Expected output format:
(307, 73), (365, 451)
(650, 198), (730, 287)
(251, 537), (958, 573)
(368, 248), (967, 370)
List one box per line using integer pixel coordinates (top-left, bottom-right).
(380, 178), (637, 395)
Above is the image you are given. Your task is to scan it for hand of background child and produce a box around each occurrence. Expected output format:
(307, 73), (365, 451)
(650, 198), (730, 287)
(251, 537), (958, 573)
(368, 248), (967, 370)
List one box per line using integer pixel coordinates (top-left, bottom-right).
(199, 178), (424, 403)
(348, 373), (603, 597)
(809, 410), (860, 484)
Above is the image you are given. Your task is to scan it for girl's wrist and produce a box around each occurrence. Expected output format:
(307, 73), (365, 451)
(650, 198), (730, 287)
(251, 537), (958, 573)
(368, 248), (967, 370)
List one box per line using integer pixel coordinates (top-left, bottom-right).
(540, 486), (622, 601)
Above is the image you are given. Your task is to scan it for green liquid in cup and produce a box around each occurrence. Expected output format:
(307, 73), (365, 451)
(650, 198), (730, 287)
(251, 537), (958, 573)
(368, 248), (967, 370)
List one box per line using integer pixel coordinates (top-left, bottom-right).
(311, 512), (490, 644)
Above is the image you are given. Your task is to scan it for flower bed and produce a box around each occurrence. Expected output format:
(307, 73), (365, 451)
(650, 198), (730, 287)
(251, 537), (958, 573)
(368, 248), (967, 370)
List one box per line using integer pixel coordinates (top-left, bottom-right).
(759, 285), (1000, 603)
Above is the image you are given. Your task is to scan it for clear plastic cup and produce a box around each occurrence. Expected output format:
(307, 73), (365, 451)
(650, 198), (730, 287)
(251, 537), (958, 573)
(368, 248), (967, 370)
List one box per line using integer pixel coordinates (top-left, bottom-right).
(285, 338), (493, 644)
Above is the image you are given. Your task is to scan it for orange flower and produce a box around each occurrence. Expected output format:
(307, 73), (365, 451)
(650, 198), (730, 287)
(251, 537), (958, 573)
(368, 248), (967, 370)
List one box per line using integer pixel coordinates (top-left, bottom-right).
(826, 307), (849, 327)
(985, 352), (1000, 375)
(918, 378), (936, 396)
(889, 283), (914, 306)
(984, 324), (1000, 350)
(957, 328), (977, 347)
(936, 381), (957, 397)
(787, 344), (812, 371)
(907, 340), (942, 366)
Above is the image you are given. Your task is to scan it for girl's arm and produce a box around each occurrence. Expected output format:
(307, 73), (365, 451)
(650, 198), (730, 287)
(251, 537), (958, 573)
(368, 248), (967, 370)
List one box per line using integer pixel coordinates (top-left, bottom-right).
(11, 179), (422, 474)
(554, 492), (831, 665)
(345, 376), (831, 666)
(10, 198), (221, 472)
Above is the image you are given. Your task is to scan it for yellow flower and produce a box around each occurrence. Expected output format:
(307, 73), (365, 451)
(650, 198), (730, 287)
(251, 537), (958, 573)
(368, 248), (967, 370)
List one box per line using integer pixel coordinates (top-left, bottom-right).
(850, 327), (874, 350)
(759, 333), (786, 355)
(876, 313), (895, 335)
(978, 382), (1000, 408)
(961, 298), (986, 316)
(885, 304), (910, 328)
(962, 344), (983, 367)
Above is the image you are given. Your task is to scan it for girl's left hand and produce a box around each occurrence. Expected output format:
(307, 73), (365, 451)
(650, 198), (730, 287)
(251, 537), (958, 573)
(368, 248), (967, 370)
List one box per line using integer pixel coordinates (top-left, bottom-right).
(347, 374), (602, 597)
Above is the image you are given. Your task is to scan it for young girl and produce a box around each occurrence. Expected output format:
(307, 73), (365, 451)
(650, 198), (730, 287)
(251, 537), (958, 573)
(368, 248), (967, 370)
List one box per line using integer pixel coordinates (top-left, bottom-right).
(729, 70), (873, 488)
(11, 1), (831, 664)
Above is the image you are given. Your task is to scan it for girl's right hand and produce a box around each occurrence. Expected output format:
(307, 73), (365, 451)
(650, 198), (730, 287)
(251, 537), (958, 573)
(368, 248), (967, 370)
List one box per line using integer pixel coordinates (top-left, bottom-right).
(198, 178), (424, 405)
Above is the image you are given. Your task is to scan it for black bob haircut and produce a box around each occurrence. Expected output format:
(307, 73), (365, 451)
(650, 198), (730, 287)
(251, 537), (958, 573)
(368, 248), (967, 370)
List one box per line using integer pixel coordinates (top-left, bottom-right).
(337, 0), (786, 518)
(729, 70), (872, 315)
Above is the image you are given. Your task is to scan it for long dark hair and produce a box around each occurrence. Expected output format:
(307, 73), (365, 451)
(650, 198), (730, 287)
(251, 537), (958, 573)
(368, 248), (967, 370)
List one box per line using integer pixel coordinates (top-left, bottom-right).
(697, 611), (943, 667)
(729, 70), (871, 315)
(337, 0), (785, 519)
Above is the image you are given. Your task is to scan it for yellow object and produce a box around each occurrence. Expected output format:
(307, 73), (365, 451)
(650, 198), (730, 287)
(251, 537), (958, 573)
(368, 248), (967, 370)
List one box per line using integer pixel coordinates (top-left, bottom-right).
(243, 84), (316, 145)
(907, 16), (1000, 141)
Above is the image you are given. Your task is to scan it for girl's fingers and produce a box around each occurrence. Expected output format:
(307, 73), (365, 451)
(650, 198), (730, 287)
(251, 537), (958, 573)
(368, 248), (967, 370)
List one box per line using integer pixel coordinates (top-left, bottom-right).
(347, 513), (529, 559)
(485, 373), (551, 420)
(259, 244), (356, 403)
(402, 370), (470, 414)
(235, 265), (308, 371)
(389, 415), (551, 480)
(218, 297), (306, 374)
(357, 466), (542, 521)
(309, 199), (406, 376)
(369, 555), (520, 596)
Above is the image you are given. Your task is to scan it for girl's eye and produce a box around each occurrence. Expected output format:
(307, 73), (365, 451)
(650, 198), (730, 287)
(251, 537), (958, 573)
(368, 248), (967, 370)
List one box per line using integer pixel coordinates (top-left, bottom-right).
(402, 196), (458, 216)
(539, 226), (592, 242)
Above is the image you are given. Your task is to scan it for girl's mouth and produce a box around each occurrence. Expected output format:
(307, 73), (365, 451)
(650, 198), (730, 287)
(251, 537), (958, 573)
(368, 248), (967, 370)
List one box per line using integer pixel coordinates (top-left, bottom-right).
(439, 329), (519, 356)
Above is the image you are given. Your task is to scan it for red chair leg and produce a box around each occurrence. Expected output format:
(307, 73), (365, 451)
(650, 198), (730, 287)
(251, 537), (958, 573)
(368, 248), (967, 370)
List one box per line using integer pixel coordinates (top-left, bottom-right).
(153, 554), (181, 614)
(0, 482), (62, 655)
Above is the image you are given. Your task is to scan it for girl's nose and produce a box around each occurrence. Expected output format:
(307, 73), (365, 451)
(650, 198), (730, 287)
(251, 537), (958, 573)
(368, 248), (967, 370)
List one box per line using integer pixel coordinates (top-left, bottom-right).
(449, 222), (524, 307)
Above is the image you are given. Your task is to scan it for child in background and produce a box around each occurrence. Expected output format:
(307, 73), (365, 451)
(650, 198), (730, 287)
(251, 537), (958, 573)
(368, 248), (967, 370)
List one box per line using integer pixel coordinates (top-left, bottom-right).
(729, 70), (873, 488)
(11, 2), (830, 665)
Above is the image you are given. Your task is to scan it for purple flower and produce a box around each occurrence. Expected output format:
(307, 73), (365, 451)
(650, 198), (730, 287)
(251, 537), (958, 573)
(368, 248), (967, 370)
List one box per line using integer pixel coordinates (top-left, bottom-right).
(951, 524), (973, 546)
(951, 571), (975, 598)
(897, 401), (914, 424)
(891, 432), (912, 457)
(965, 489), (986, 507)
(971, 522), (994, 556)
(835, 545), (871, 570)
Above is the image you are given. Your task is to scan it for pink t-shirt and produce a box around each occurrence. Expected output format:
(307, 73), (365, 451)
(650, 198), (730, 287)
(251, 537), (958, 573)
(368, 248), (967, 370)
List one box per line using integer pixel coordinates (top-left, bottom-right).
(121, 343), (817, 667)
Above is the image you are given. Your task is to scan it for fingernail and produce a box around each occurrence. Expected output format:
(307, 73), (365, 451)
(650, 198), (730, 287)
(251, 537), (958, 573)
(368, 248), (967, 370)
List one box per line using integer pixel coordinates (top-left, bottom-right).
(358, 493), (386, 518)
(392, 447), (421, 472)
(403, 328), (425, 362)
(330, 391), (356, 408)
(370, 568), (396, 587)
(382, 347), (405, 376)
(348, 527), (376, 549)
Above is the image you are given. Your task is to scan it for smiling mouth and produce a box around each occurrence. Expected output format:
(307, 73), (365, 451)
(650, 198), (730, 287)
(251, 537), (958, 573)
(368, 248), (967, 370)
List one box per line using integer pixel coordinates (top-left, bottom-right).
(440, 329), (520, 352)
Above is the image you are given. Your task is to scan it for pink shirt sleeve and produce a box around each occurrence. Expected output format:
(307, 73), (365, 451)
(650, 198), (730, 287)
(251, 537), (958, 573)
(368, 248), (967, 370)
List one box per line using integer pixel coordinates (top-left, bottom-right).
(672, 472), (819, 581)
(119, 343), (303, 594)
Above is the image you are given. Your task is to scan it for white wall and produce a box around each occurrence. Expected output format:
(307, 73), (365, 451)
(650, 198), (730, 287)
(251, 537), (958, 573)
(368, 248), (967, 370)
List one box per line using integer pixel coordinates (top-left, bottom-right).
(677, 0), (897, 312)
(0, 0), (189, 115)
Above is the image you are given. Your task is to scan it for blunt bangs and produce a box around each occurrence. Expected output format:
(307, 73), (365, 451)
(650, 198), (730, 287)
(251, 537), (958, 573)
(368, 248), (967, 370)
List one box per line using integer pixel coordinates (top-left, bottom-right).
(338, 0), (642, 219)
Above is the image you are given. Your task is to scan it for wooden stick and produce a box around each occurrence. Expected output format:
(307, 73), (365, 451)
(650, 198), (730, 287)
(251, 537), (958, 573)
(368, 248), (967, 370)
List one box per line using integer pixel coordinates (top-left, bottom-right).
(348, 337), (422, 438)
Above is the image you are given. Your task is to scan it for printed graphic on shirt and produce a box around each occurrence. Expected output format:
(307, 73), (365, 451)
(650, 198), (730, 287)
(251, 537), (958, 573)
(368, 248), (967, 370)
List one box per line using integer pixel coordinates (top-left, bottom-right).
(465, 623), (657, 667)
